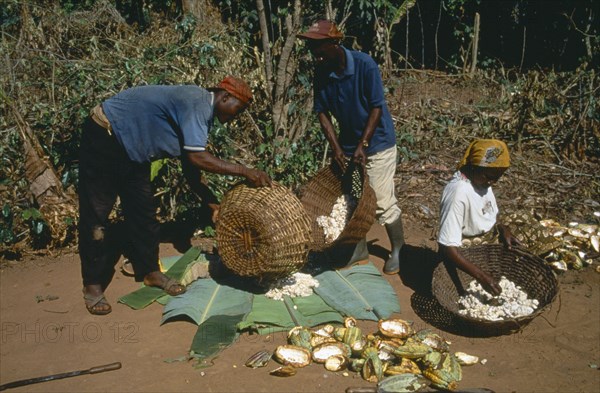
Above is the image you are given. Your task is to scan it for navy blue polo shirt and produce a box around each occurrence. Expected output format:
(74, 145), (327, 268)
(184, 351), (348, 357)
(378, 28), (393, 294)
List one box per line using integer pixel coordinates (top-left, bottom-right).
(101, 85), (214, 163)
(313, 47), (396, 156)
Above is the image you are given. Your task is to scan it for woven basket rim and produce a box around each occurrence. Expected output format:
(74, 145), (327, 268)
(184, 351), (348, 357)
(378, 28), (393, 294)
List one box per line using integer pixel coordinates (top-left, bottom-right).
(432, 244), (559, 332)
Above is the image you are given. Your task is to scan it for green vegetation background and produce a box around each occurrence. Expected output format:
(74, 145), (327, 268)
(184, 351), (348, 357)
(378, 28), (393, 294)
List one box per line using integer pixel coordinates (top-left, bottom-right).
(1, 0), (598, 255)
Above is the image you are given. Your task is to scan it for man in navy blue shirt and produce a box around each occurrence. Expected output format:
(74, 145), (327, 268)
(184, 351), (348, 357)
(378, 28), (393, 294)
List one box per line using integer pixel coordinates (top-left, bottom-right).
(79, 76), (271, 315)
(298, 20), (405, 275)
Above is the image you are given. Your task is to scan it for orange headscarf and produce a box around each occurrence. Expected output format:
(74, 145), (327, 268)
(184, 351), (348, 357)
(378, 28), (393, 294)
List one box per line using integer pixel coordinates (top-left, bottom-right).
(217, 76), (253, 105)
(458, 139), (510, 169)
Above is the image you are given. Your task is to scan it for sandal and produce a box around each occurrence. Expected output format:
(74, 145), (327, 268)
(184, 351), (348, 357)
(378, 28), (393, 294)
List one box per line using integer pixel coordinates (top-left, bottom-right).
(83, 290), (112, 315)
(143, 272), (187, 296)
(144, 271), (186, 296)
(121, 259), (166, 276)
(161, 277), (186, 296)
(120, 259), (135, 276)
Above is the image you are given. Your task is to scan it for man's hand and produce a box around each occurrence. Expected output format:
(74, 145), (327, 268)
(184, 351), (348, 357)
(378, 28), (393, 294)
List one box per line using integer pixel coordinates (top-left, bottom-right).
(186, 151), (272, 188)
(331, 147), (347, 171)
(244, 168), (272, 187)
(352, 145), (367, 165)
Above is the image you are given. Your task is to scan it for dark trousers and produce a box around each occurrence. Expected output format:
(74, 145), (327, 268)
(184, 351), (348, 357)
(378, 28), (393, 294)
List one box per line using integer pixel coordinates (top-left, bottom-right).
(78, 118), (159, 286)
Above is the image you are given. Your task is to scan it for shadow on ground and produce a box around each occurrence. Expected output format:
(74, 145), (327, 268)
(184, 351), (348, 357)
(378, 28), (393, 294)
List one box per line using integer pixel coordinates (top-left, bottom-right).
(99, 213), (211, 288)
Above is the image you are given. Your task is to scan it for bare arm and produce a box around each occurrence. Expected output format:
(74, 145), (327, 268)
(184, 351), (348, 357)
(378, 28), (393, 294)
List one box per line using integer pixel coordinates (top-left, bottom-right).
(353, 106), (382, 165)
(438, 243), (501, 296)
(181, 157), (219, 204)
(184, 150), (271, 188)
(317, 112), (346, 170)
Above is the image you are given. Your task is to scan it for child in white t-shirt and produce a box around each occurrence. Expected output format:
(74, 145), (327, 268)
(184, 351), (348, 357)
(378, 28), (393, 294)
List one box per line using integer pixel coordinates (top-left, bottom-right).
(437, 139), (521, 296)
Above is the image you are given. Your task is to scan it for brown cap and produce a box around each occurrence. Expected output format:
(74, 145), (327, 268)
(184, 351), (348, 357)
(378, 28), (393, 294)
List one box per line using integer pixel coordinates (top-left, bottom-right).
(217, 76), (253, 104)
(297, 20), (344, 40)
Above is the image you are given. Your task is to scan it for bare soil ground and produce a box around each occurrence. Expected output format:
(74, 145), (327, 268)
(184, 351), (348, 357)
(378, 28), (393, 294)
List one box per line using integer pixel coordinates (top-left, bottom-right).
(2, 73), (599, 393)
(1, 220), (599, 393)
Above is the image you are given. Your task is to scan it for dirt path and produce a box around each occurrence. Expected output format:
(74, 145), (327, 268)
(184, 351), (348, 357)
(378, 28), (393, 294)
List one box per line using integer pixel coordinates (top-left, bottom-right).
(1, 222), (599, 393)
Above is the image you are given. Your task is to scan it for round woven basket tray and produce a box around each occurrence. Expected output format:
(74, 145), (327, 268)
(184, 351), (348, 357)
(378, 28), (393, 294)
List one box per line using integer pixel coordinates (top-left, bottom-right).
(298, 163), (376, 252)
(216, 182), (312, 280)
(432, 244), (559, 336)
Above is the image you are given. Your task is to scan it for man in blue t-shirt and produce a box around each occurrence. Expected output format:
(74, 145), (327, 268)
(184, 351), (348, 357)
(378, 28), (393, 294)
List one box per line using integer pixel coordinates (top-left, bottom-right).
(79, 76), (271, 315)
(298, 20), (405, 275)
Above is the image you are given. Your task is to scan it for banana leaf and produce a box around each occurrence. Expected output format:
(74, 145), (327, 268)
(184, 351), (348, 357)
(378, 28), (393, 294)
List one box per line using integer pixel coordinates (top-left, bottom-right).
(189, 314), (246, 361)
(237, 294), (344, 335)
(313, 262), (401, 320)
(118, 247), (203, 310)
(162, 277), (253, 363)
(161, 277), (253, 325)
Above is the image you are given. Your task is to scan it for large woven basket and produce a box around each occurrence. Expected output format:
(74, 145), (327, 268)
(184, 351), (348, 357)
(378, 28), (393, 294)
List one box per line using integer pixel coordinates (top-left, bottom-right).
(432, 244), (558, 336)
(298, 164), (376, 252)
(216, 182), (312, 280)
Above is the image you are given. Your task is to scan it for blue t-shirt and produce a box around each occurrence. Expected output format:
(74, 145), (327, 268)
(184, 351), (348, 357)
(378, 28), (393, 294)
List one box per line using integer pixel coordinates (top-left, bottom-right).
(313, 47), (396, 156)
(101, 85), (214, 163)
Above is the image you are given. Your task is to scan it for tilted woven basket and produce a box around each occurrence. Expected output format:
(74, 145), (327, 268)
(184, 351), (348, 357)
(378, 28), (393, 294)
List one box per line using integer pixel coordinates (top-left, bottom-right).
(216, 182), (312, 280)
(298, 164), (376, 252)
(432, 244), (558, 336)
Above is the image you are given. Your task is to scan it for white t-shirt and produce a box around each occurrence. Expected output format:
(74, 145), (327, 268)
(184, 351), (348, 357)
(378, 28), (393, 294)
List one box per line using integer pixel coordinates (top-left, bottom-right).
(438, 171), (498, 247)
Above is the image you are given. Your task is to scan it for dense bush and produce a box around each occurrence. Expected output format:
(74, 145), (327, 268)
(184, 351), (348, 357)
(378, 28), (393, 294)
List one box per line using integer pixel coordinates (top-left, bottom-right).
(1, 0), (598, 257)
(0, 1), (327, 256)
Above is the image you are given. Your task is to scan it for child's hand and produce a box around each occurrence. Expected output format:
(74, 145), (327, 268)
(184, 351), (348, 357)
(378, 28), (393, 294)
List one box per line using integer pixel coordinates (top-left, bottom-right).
(497, 224), (522, 250)
(477, 271), (502, 296)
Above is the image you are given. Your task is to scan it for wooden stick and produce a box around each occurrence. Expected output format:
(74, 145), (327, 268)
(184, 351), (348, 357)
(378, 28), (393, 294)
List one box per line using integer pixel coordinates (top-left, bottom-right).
(519, 25), (527, 72)
(534, 162), (597, 178)
(434, 0), (442, 70)
(0, 363), (121, 391)
(470, 12), (480, 75)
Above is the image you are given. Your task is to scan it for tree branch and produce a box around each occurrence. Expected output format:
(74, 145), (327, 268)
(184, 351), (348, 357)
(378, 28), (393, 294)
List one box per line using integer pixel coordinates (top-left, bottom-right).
(256, 0), (274, 98)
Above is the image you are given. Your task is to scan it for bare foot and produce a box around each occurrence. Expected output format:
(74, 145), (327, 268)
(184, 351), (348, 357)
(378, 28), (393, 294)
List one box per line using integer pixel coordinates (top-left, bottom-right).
(83, 284), (112, 315)
(143, 271), (186, 296)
